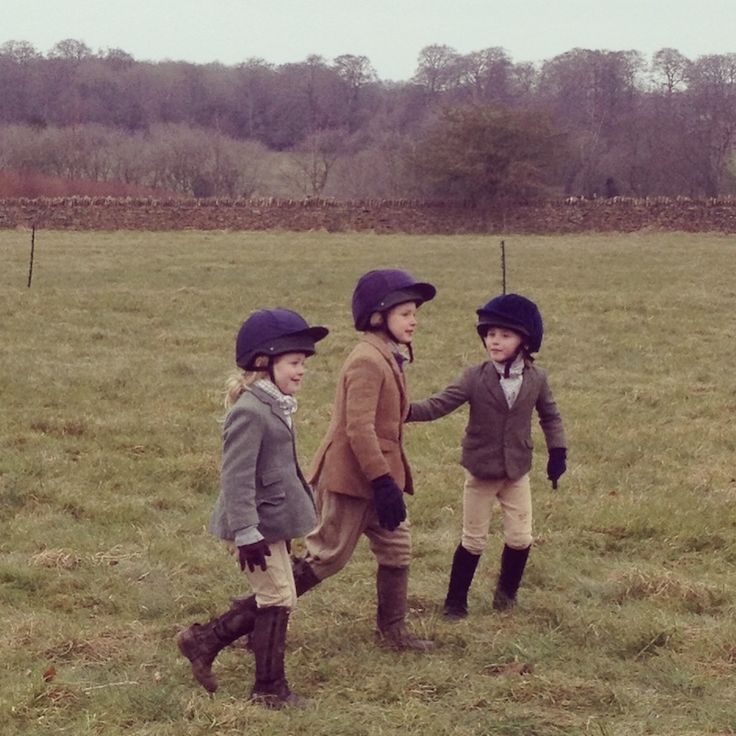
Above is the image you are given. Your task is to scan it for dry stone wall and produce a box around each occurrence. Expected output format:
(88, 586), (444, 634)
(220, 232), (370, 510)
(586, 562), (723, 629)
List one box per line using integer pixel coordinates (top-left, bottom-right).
(2, 196), (736, 233)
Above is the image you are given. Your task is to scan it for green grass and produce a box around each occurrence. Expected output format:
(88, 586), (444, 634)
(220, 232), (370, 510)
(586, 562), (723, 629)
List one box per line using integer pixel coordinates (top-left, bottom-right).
(1, 229), (735, 735)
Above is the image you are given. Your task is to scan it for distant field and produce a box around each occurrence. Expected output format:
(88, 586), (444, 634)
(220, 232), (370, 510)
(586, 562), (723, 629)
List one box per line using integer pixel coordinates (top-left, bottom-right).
(1, 229), (735, 736)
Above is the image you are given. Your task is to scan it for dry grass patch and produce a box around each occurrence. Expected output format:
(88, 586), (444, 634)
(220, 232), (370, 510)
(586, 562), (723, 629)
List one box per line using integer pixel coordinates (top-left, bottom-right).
(605, 568), (729, 613)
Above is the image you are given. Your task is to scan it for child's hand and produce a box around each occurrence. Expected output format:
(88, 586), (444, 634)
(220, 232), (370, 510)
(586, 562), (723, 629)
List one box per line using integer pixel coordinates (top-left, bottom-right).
(238, 540), (272, 572)
(370, 474), (407, 531)
(546, 448), (567, 490)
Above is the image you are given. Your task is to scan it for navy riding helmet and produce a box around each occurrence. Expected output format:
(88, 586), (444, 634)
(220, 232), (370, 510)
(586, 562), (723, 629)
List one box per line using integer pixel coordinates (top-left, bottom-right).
(352, 269), (436, 331)
(476, 294), (543, 353)
(235, 308), (329, 371)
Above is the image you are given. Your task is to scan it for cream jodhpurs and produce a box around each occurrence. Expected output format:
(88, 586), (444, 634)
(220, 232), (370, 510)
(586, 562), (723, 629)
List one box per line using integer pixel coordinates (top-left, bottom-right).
(461, 471), (533, 554)
(226, 540), (298, 609)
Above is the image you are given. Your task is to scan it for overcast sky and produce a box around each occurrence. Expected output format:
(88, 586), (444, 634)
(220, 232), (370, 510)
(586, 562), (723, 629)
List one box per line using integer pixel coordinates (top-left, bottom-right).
(4, 0), (736, 80)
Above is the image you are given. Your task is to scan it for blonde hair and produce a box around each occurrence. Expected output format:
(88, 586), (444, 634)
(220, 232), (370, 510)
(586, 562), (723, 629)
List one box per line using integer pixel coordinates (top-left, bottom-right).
(223, 356), (269, 410)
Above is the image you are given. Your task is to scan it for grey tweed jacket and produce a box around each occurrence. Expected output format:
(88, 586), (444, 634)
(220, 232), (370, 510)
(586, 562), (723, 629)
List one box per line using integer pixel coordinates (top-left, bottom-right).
(208, 385), (317, 545)
(408, 362), (566, 481)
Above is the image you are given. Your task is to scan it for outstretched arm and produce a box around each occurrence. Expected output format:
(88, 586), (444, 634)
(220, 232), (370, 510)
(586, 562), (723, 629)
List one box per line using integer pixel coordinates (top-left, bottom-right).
(408, 371), (470, 422)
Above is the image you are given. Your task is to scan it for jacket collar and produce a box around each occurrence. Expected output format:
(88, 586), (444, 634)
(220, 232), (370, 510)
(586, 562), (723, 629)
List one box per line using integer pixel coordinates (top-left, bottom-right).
(481, 361), (536, 411)
(480, 361), (518, 410)
(249, 384), (293, 431)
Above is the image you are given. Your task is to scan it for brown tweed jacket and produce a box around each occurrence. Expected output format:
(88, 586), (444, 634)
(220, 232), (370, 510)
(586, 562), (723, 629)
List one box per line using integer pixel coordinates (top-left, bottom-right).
(308, 331), (413, 498)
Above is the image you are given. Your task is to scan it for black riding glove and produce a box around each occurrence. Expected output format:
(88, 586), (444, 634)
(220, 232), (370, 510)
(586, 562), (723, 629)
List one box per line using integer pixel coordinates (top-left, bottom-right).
(238, 539), (271, 572)
(370, 474), (407, 531)
(547, 447), (567, 490)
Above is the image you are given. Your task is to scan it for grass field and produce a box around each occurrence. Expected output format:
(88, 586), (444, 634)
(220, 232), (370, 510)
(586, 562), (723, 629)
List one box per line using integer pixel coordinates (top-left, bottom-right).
(1, 229), (735, 736)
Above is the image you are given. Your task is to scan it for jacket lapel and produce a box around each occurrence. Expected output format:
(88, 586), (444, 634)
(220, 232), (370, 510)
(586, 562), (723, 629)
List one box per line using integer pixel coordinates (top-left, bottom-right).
(480, 362), (512, 410)
(361, 332), (408, 413)
(511, 366), (537, 411)
(250, 385), (293, 432)
(480, 362), (539, 412)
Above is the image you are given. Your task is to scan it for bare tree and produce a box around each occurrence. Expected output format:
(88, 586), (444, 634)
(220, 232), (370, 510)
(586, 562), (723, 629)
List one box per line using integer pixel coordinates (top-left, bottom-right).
(286, 128), (346, 196)
(48, 38), (94, 62)
(0, 40), (41, 62)
(413, 44), (460, 95)
(651, 48), (691, 95)
(683, 54), (736, 196)
(333, 54), (377, 131)
(455, 47), (512, 103)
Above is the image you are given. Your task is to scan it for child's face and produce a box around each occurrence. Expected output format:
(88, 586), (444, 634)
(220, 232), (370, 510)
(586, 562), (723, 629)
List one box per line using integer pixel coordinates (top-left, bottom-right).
(386, 301), (419, 344)
(272, 352), (308, 395)
(483, 326), (523, 363)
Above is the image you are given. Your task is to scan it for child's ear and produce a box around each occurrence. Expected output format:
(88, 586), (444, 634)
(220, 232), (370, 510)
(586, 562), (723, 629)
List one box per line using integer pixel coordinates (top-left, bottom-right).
(369, 312), (384, 327)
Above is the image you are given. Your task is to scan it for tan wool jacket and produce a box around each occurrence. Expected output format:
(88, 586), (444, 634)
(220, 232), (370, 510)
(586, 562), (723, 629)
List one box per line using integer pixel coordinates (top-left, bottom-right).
(308, 331), (413, 498)
(408, 361), (566, 481)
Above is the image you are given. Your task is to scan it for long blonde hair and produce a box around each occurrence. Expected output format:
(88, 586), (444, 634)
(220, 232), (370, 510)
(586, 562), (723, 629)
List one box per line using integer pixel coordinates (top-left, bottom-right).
(223, 355), (270, 410)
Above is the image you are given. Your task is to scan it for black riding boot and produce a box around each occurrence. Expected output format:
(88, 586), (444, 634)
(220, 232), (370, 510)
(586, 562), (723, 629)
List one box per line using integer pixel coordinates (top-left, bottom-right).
(376, 565), (434, 652)
(250, 606), (309, 709)
(177, 596), (258, 693)
(492, 544), (530, 611)
(443, 544), (481, 619)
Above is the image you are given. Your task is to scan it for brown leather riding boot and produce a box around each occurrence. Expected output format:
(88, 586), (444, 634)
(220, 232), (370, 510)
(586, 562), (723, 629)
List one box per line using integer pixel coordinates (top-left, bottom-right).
(176, 596), (257, 693)
(375, 565), (434, 652)
(250, 606), (311, 709)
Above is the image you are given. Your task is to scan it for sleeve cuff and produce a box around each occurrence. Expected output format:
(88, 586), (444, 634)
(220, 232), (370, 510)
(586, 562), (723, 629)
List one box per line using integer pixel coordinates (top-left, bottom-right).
(234, 526), (264, 546)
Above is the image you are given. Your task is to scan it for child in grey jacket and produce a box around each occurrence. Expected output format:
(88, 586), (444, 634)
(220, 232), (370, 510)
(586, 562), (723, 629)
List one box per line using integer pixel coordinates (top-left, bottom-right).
(407, 294), (567, 617)
(177, 308), (327, 708)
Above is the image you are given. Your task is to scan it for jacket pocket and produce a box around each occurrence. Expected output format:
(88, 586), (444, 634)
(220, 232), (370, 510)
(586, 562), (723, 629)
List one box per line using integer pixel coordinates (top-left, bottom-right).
(377, 437), (399, 452)
(260, 468), (284, 486)
(258, 468), (286, 505)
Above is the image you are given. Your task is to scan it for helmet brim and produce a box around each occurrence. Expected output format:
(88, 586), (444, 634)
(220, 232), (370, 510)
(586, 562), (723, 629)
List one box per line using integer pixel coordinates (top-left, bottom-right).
(300, 325), (329, 343)
(476, 317), (529, 339)
(238, 326), (329, 370)
(377, 283), (436, 312)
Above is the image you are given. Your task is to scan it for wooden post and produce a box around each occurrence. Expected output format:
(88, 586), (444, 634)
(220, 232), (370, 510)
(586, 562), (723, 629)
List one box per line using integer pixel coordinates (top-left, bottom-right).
(27, 226), (36, 288)
(500, 239), (506, 294)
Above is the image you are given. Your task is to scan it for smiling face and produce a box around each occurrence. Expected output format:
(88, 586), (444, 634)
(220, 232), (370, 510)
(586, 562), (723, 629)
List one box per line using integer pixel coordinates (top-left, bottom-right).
(385, 301), (419, 344)
(271, 352), (308, 395)
(483, 326), (524, 363)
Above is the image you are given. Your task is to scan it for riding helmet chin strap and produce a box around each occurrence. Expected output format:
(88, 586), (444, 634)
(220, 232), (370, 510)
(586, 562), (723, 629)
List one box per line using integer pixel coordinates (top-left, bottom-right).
(503, 345), (527, 378)
(383, 322), (414, 365)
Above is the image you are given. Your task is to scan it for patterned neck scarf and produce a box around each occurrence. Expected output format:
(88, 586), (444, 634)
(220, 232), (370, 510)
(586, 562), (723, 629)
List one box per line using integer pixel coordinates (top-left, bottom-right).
(254, 379), (298, 424)
(492, 353), (525, 408)
(389, 340), (410, 372)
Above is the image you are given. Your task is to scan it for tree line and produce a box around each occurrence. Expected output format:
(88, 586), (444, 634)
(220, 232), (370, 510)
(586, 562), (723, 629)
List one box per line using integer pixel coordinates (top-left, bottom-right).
(1, 39), (735, 201)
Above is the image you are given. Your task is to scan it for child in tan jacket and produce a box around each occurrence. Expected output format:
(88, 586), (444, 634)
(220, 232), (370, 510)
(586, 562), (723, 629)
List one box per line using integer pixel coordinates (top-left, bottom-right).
(408, 294), (567, 617)
(303, 268), (437, 650)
